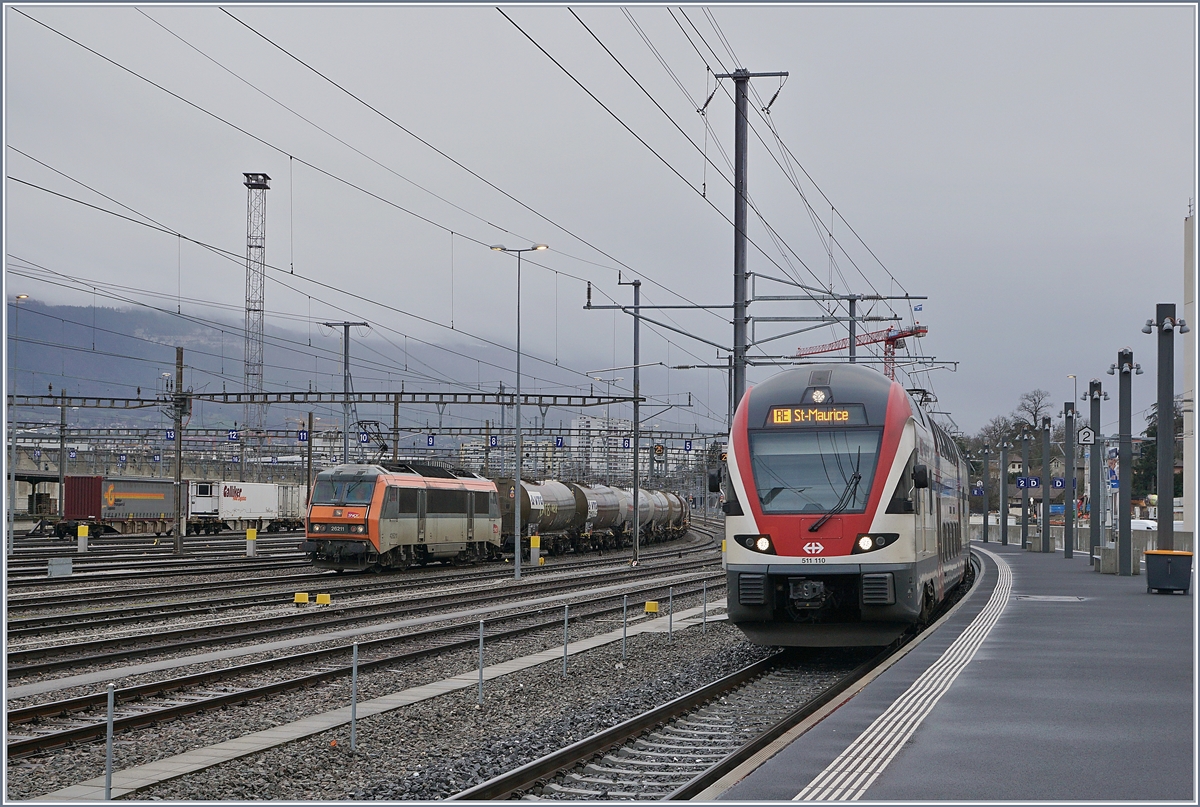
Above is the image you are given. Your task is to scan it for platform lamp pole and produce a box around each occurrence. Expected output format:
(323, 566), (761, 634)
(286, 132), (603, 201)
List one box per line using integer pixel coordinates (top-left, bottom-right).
(981, 446), (990, 543)
(1020, 426), (1031, 549)
(491, 243), (549, 581)
(1109, 348), (1141, 575)
(1084, 380), (1108, 564)
(1143, 304), (1188, 552)
(1040, 417), (1052, 554)
(1063, 402), (1075, 559)
(998, 440), (1012, 545)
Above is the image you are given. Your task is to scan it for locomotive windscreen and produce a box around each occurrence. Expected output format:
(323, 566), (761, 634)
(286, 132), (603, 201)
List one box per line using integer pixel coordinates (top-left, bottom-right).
(311, 477), (376, 505)
(748, 428), (882, 514)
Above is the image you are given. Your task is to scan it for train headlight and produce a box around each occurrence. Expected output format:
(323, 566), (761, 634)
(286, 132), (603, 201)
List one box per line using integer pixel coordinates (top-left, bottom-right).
(852, 533), (900, 554)
(351, 524), (366, 534)
(310, 523), (324, 533)
(734, 534), (775, 554)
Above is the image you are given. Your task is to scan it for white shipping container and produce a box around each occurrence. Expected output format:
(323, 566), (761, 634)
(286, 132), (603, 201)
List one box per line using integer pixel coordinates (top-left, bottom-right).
(216, 482), (278, 520)
(277, 484), (305, 519)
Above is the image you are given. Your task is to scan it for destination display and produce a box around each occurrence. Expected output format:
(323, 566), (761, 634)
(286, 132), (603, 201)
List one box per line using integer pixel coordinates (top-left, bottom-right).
(766, 403), (868, 427)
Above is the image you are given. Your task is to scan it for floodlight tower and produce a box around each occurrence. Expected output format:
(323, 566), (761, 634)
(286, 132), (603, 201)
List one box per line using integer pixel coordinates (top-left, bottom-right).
(243, 172), (270, 479)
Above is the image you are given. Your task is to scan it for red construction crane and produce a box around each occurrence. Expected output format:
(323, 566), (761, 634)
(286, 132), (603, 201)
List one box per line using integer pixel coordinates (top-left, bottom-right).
(796, 324), (928, 379)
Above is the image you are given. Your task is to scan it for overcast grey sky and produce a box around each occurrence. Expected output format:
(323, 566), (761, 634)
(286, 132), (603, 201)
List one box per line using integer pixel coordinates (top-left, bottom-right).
(4, 3), (1196, 438)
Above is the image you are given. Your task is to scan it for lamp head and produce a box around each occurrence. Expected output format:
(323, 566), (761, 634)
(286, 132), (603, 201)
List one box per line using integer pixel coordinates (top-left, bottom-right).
(490, 245), (506, 252)
(1180, 319), (1190, 334)
(1142, 319), (1154, 334)
(532, 244), (549, 251)
(15, 294), (28, 300)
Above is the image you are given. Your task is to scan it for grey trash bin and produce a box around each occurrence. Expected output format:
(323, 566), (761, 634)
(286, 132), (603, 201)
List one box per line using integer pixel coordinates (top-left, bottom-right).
(1145, 550), (1192, 594)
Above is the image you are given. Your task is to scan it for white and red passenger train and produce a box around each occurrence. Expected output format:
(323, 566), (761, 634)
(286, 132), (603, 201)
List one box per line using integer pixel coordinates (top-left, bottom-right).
(719, 363), (969, 646)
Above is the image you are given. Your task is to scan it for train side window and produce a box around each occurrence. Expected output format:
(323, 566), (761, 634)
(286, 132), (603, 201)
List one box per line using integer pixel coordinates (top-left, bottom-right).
(886, 450), (917, 514)
(196, 483), (212, 496)
(397, 488), (419, 515)
(381, 487), (400, 519)
(488, 491), (499, 518)
(428, 488), (469, 514)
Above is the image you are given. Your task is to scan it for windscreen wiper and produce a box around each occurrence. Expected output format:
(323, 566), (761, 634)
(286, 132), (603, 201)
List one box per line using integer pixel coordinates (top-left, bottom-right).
(808, 448), (862, 532)
(761, 486), (805, 507)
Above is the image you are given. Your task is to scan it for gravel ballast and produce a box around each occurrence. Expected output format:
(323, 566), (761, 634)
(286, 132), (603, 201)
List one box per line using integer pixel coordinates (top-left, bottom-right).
(10, 614), (786, 801)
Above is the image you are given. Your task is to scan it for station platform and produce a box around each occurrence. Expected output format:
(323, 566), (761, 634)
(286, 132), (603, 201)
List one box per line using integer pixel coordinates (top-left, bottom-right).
(715, 541), (1195, 801)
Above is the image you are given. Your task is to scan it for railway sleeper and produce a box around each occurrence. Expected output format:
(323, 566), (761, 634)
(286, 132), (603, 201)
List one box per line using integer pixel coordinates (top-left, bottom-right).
(569, 772), (693, 788)
(630, 737), (739, 753)
(591, 755), (715, 770)
(543, 782), (645, 798)
(614, 748), (730, 761)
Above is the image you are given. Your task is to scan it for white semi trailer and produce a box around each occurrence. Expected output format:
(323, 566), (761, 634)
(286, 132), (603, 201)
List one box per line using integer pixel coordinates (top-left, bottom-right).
(188, 481), (305, 534)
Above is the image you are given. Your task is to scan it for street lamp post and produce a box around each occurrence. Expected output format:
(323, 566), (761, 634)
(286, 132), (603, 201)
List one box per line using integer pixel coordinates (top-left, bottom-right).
(1063, 402), (1075, 559)
(1040, 417), (1052, 553)
(998, 440), (1012, 545)
(1020, 426), (1031, 549)
(1143, 304), (1188, 551)
(1109, 348), (1142, 575)
(8, 294), (28, 555)
(1083, 380), (1108, 564)
(492, 243), (548, 580)
(981, 446), (990, 543)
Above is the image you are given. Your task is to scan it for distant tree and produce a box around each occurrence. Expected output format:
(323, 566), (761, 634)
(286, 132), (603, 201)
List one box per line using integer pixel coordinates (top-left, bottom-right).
(1014, 389), (1053, 431)
(1131, 400), (1184, 500)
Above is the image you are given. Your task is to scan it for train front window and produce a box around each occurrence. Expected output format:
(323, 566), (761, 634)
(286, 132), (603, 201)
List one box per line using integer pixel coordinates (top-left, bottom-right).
(748, 429), (882, 514)
(311, 477), (377, 505)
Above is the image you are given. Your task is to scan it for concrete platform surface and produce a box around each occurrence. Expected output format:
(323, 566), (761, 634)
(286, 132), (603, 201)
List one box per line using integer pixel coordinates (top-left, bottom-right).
(720, 541), (1195, 801)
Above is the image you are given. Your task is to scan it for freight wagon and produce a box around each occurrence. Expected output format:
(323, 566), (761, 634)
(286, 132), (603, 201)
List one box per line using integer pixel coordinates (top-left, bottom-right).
(54, 476), (308, 537)
(187, 481), (307, 534)
(59, 476), (177, 536)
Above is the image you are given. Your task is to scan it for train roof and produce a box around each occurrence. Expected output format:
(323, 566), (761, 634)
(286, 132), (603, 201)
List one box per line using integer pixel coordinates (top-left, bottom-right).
(745, 363), (897, 428)
(316, 463), (486, 480)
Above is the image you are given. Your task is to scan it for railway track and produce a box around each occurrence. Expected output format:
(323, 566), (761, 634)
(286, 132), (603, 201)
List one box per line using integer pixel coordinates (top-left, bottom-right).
(450, 550), (981, 801)
(7, 550), (723, 677)
(6, 575), (725, 758)
(448, 648), (885, 801)
(6, 541), (715, 631)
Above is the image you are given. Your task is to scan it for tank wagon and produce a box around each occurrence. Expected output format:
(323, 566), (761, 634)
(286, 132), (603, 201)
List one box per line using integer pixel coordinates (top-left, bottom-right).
(718, 363), (968, 647)
(302, 464), (691, 571)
